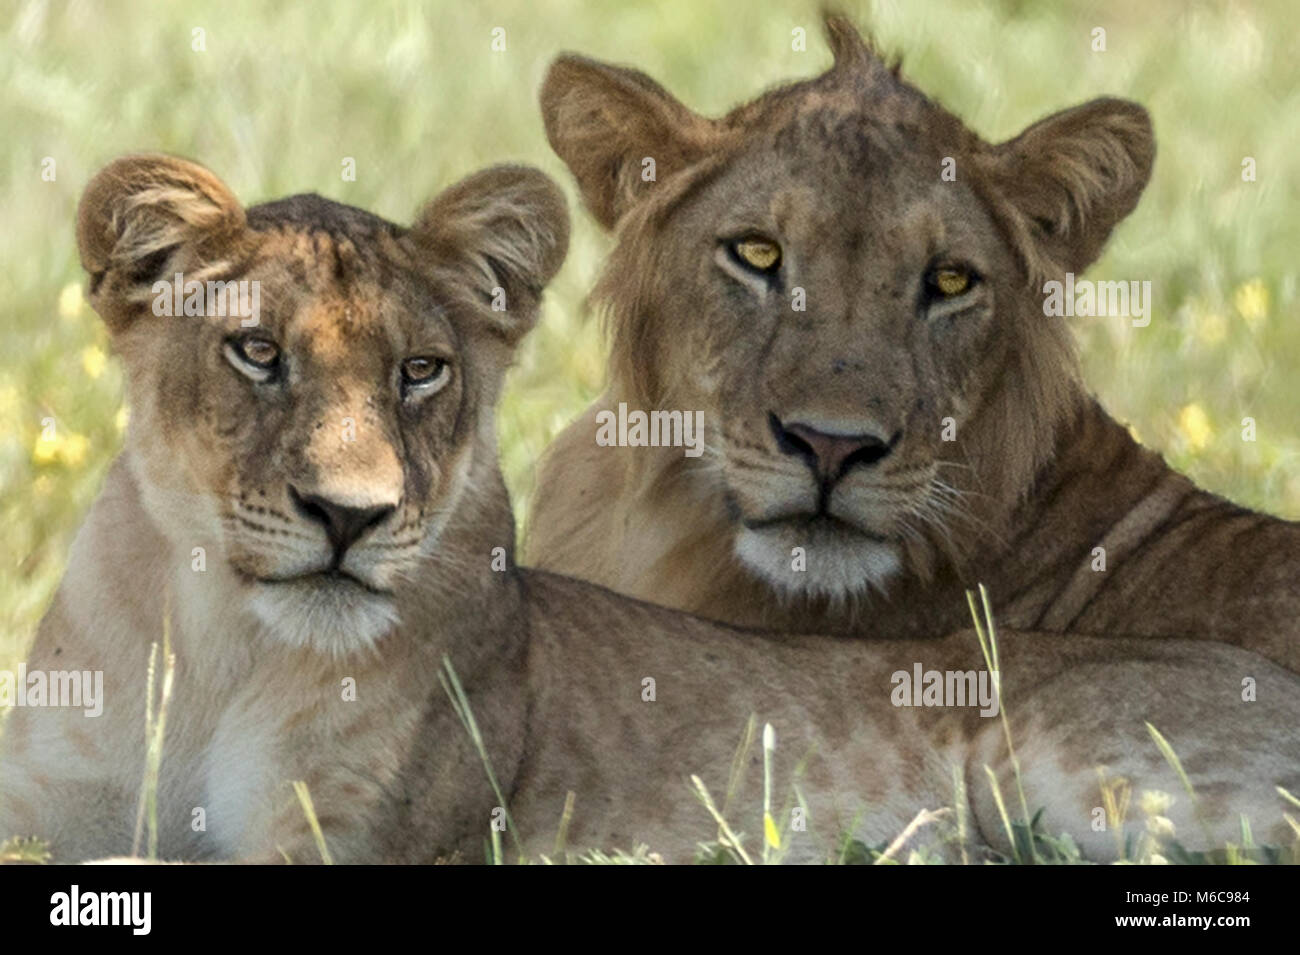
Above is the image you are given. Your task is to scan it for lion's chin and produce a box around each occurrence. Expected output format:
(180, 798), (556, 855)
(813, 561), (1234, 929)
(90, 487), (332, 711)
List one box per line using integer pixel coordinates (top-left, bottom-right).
(733, 519), (902, 602)
(246, 575), (400, 657)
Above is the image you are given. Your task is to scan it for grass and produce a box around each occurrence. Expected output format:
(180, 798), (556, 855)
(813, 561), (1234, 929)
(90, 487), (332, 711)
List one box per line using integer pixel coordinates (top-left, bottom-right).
(460, 587), (1275, 866)
(130, 617), (175, 861)
(1, 0), (1298, 862)
(437, 626), (1296, 865)
(4, 610), (1292, 864)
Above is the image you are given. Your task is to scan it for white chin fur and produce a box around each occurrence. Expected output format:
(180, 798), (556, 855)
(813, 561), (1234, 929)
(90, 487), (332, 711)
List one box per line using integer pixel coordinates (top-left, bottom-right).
(247, 581), (399, 656)
(734, 524), (902, 601)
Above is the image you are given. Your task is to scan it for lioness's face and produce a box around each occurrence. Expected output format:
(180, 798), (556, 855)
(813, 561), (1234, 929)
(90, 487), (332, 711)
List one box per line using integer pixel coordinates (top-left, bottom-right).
(543, 15), (1151, 601)
(78, 157), (567, 653)
(134, 233), (476, 654)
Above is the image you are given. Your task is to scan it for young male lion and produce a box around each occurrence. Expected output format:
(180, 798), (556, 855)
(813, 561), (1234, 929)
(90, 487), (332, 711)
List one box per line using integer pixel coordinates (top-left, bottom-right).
(3, 153), (1298, 864)
(525, 14), (1300, 674)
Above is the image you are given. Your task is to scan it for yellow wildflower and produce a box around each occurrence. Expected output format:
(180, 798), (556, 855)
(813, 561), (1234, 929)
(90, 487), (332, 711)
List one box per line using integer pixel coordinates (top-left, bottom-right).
(58, 282), (84, 320)
(81, 345), (108, 379)
(32, 429), (90, 468)
(1177, 403), (1212, 453)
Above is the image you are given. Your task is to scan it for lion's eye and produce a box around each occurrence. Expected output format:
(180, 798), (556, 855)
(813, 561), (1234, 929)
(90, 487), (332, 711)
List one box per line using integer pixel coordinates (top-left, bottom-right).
(731, 238), (782, 274)
(927, 267), (973, 298)
(239, 339), (280, 366)
(401, 356), (451, 395)
(224, 337), (280, 382)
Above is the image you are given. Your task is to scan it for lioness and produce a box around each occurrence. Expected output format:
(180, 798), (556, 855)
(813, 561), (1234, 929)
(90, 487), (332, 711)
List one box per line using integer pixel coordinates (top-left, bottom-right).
(0, 154), (570, 861)
(525, 15), (1300, 673)
(3, 154), (1298, 864)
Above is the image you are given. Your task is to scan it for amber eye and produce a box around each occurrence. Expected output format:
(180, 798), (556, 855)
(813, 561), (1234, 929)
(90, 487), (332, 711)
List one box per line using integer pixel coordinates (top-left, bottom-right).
(238, 338), (280, 366)
(928, 267), (973, 298)
(401, 356), (451, 394)
(224, 337), (281, 382)
(732, 237), (782, 274)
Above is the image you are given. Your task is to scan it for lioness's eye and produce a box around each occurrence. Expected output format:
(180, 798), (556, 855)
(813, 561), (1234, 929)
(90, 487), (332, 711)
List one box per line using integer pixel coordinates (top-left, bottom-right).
(239, 339), (280, 366)
(927, 267), (974, 298)
(224, 337), (280, 382)
(731, 237), (782, 274)
(402, 356), (451, 395)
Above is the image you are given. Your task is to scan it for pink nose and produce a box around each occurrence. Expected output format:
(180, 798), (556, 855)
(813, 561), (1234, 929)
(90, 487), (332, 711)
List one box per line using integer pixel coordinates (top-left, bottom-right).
(770, 415), (893, 483)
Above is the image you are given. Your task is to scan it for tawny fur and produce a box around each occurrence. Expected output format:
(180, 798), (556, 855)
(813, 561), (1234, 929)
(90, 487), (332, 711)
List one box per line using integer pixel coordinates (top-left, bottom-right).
(0, 155), (566, 862)
(525, 13), (1300, 675)
(3, 153), (1299, 864)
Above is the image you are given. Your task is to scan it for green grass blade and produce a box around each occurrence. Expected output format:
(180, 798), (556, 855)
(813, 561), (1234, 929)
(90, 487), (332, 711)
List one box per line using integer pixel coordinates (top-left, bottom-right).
(440, 654), (524, 859)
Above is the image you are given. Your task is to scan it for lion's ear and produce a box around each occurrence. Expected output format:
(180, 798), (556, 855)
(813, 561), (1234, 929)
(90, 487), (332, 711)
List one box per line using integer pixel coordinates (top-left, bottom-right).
(411, 165), (569, 342)
(540, 54), (715, 230)
(978, 98), (1154, 281)
(77, 154), (247, 332)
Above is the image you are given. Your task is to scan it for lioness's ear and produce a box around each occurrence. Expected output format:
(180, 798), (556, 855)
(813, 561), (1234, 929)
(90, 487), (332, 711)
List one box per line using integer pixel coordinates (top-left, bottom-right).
(978, 98), (1154, 280)
(411, 165), (569, 342)
(540, 55), (715, 229)
(77, 154), (247, 332)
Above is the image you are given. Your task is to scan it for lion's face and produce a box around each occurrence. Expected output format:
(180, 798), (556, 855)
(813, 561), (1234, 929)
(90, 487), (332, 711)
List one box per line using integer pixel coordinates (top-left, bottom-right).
(542, 15), (1152, 602)
(651, 134), (1022, 596)
(132, 232), (475, 654)
(78, 157), (567, 653)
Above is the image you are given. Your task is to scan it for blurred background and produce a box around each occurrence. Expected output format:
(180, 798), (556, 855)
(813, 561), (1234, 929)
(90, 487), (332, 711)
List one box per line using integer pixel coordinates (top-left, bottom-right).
(2, 0), (1297, 671)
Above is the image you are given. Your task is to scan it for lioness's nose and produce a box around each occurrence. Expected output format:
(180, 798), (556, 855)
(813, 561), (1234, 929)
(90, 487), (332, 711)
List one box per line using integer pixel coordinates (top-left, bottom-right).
(769, 414), (894, 483)
(290, 486), (395, 554)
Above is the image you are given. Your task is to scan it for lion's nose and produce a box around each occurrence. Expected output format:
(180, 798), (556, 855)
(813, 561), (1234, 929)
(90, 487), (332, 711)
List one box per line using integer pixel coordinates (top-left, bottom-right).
(769, 414), (894, 483)
(289, 486), (395, 555)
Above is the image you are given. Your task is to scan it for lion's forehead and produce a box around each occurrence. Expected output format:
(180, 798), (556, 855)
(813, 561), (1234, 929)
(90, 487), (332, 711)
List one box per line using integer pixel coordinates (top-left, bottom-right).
(241, 195), (418, 311)
(285, 296), (395, 363)
(701, 119), (983, 246)
(250, 230), (412, 309)
(770, 106), (936, 170)
(221, 232), (455, 371)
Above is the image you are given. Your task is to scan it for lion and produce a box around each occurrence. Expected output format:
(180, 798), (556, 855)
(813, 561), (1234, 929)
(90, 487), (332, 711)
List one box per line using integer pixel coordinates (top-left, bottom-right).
(524, 14), (1300, 674)
(0, 153), (569, 862)
(4, 155), (1298, 865)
